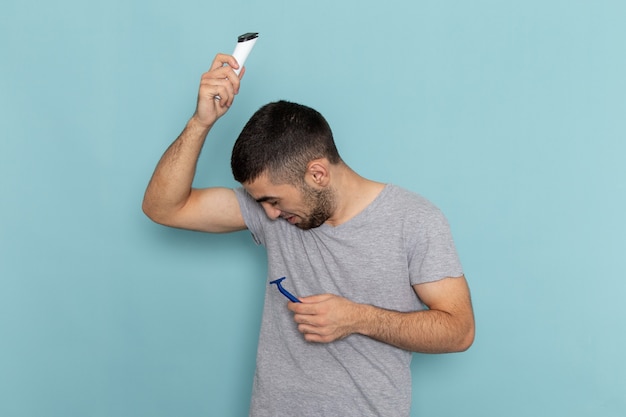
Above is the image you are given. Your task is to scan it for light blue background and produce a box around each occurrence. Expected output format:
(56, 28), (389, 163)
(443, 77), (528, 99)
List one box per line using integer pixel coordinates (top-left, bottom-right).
(2, 0), (625, 416)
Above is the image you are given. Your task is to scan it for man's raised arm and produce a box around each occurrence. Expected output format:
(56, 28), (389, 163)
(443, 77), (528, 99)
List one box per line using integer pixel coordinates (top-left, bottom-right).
(142, 54), (247, 233)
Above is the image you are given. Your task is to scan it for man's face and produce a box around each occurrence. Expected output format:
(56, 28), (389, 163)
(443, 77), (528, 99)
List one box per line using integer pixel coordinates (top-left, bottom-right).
(244, 174), (334, 230)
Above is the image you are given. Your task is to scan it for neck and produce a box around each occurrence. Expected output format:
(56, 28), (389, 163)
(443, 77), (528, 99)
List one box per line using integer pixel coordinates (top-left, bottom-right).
(325, 164), (385, 227)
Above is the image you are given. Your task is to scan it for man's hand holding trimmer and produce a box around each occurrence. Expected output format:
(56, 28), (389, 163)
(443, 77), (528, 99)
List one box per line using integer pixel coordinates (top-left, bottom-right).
(192, 54), (244, 129)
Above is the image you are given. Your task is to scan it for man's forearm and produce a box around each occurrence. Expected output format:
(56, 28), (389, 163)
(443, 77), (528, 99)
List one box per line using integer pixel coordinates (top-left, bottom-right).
(356, 303), (474, 354)
(142, 116), (212, 222)
(292, 287), (475, 353)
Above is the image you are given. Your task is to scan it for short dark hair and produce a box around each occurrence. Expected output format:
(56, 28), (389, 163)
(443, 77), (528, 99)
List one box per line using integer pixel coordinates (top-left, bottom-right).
(231, 101), (342, 184)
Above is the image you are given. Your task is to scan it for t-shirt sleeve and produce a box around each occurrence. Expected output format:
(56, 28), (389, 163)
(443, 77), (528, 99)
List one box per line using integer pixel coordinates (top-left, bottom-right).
(234, 187), (265, 246)
(407, 204), (464, 285)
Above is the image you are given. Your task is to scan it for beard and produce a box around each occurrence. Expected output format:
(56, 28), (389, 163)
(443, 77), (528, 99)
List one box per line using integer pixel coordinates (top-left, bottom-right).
(295, 184), (335, 230)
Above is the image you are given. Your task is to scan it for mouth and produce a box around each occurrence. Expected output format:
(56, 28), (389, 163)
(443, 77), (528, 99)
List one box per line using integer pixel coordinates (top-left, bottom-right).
(282, 214), (298, 224)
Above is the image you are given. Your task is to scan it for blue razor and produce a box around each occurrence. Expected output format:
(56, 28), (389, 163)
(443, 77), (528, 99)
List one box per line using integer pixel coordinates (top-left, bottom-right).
(269, 277), (301, 303)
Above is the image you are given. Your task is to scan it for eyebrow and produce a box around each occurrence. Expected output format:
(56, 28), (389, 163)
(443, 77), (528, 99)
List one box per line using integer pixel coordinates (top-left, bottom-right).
(254, 195), (278, 203)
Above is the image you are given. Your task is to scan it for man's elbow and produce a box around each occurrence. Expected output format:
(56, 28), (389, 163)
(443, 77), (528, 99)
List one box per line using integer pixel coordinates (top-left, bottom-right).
(142, 199), (173, 227)
(453, 322), (475, 352)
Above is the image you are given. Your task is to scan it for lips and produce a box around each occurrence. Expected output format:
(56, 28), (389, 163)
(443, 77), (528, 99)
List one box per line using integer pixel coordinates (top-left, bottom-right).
(282, 214), (298, 224)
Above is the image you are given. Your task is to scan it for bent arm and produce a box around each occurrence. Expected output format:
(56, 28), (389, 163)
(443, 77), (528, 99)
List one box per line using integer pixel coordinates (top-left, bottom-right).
(142, 54), (247, 233)
(359, 276), (475, 353)
(290, 275), (475, 353)
(142, 117), (246, 233)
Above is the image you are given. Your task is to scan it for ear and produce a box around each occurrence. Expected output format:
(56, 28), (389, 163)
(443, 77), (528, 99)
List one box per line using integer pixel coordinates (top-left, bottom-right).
(305, 158), (330, 187)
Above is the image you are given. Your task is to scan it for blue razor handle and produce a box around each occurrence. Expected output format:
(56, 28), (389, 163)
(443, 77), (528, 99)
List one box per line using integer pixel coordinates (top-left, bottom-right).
(269, 277), (301, 303)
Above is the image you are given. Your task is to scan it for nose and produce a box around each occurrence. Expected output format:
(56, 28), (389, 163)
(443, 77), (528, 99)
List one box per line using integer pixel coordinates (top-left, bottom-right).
(261, 203), (282, 220)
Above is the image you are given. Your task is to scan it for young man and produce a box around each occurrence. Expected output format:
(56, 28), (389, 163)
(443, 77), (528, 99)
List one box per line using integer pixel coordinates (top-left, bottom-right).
(143, 54), (475, 417)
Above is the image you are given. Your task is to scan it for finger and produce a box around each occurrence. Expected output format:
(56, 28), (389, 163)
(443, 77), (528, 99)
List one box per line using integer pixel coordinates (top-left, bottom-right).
(199, 84), (228, 107)
(298, 325), (337, 344)
(293, 312), (321, 326)
(208, 54), (242, 93)
(200, 73), (238, 105)
(209, 53), (239, 71)
(297, 323), (322, 335)
(200, 67), (240, 91)
(288, 301), (319, 315)
(297, 294), (334, 306)
(212, 82), (235, 106)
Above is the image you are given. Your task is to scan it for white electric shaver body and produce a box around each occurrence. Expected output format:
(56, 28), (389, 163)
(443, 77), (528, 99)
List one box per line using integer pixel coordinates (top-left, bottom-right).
(231, 32), (258, 76)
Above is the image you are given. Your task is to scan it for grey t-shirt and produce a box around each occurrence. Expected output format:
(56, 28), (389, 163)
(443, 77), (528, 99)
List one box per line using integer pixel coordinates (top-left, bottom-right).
(234, 184), (463, 417)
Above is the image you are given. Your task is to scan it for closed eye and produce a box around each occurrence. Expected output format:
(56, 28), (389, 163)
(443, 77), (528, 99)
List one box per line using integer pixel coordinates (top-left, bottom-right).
(255, 196), (279, 205)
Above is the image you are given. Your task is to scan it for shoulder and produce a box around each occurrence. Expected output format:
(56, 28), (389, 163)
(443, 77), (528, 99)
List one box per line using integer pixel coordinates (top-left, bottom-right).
(378, 185), (455, 240)
(381, 184), (442, 216)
